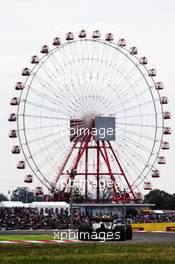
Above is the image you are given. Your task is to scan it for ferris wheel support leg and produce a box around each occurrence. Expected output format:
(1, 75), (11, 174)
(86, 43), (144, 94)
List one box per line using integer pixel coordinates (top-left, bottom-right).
(107, 141), (137, 201)
(73, 134), (92, 169)
(85, 146), (88, 201)
(102, 141), (121, 203)
(55, 140), (78, 184)
(60, 134), (91, 195)
(60, 141), (84, 195)
(96, 141), (100, 203)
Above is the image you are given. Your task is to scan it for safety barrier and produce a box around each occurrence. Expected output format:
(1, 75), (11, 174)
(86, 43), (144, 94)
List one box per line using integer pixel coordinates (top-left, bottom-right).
(132, 222), (175, 232)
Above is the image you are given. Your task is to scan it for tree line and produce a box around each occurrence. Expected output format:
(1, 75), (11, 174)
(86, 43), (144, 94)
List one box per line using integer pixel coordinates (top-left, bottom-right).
(0, 188), (175, 209)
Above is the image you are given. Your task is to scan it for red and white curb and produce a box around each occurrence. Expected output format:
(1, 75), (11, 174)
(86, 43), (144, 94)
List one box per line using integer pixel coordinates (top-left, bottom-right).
(0, 239), (81, 244)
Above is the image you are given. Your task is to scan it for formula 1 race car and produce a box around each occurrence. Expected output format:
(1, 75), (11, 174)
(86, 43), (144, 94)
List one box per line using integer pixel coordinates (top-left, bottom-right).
(78, 216), (132, 241)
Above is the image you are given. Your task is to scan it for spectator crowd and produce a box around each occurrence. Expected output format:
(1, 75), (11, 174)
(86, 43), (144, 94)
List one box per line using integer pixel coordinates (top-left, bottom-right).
(0, 207), (83, 230)
(130, 213), (175, 224)
(0, 206), (175, 229)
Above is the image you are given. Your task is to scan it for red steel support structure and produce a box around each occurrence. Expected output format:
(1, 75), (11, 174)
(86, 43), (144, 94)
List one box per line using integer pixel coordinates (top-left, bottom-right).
(54, 123), (137, 203)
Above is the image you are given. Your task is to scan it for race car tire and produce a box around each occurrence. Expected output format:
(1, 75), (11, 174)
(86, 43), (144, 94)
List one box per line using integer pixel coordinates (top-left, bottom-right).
(125, 224), (132, 240)
(114, 225), (126, 241)
(78, 223), (91, 240)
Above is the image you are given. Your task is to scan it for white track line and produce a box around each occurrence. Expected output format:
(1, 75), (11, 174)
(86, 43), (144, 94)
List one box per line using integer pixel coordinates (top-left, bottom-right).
(0, 240), (82, 244)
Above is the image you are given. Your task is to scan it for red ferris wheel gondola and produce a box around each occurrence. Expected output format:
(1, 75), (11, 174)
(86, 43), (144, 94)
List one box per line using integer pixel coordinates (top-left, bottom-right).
(152, 169), (160, 178)
(160, 96), (168, 104)
(15, 82), (24, 90)
(31, 55), (39, 64)
(144, 182), (152, 190)
(52, 37), (61, 46)
(65, 32), (74, 41)
(17, 161), (25, 169)
(92, 30), (101, 39)
(10, 97), (19, 106)
(9, 130), (17, 138)
(105, 33), (114, 41)
(22, 68), (30, 76)
(40, 45), (49, 54)
(78, 30), (86, 38)
(140, 56), (148, 65)
(118, 38), (126, 47)
(24, 174), (33, 183)
(11, 146), (20, 154)
(35, 186), (44, 196)
(163, 127), (172, 135)
(129, 46), (138, 55)
(8, 113), (16, 122)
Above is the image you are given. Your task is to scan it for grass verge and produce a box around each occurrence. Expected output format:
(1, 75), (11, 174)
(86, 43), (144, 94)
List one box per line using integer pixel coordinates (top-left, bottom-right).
(0, 243), (175, 264)
(0, 234), (55, 241)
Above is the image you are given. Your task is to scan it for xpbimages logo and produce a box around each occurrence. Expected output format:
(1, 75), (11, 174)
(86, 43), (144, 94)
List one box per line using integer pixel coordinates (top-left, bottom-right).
(54, 230), (121, 242)
(70, 116), (116, 141)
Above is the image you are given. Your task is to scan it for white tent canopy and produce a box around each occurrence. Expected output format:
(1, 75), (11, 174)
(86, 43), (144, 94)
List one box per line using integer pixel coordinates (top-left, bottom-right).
(0, 201), (70, 212)
(30, 201), (69, 211)
(153, 210), (164, 214)
(0, 201), (24, 207)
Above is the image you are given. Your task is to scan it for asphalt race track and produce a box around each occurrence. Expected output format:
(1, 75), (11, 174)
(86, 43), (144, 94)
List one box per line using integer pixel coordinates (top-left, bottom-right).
(0, 230), (175, 243)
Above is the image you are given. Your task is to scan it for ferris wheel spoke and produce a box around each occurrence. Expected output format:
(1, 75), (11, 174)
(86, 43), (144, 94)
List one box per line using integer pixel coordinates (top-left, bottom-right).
(99, 56), (136, 98)
(44, 52), (87, 112)
(33, 63), (83, 112)
(123, 131), (159, 155)
(81, 43), (95, 107)
(114, 100), (153, 115)
(33, 72), (76, 108)
(116, 138), (152, 165)
(24, 99), (74, 117)
(26, 123), (88, 159)
(29, 135), (67, 157)
(116, 129), (156, 153)
(93, 59), (142, 113)
(25, 131), (59, 144)
(85, 41), (98, 96)
(36, 141), (70, 171)
(107, 151), (132, 190)
(26, 85), (64, 107)
(18, 123), (68, 131)
(109, 145), (142, 188)
(40, 137), (88, 178)
(19, 114), (70, 121)
(116, 127), (157, 141)
(41, 60), (83, 109)
(114, 87), (149, 111)
(116, 121), (156, 128)
(117, 112), (157, 120)
(58, 46), (88, 112)
(25, 84), (78, 118)
(18, 121), (85, 135)
(95, 59), (129, 103)
(113, 145), (143, 176)
(122, 135), (158, 158)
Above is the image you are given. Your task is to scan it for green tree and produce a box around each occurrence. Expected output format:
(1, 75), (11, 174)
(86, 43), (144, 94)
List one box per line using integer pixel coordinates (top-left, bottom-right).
(0, 193), (8, 202)
(144, 189), (175, 209)
(73, 187), (85, 203)
(11, 187), (36, 203)
(126, 208), (138, 217)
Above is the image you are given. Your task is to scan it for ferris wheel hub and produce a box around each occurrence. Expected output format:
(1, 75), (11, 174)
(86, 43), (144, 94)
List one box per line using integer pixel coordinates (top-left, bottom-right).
(82, 113), (96, 128)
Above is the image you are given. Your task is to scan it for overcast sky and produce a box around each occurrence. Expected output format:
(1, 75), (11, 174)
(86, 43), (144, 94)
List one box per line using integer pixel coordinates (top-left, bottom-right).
(0, 0), (174, 195)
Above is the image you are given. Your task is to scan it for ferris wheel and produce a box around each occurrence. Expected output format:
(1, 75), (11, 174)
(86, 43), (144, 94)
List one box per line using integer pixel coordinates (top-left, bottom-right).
(8, 30), (171, 203)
